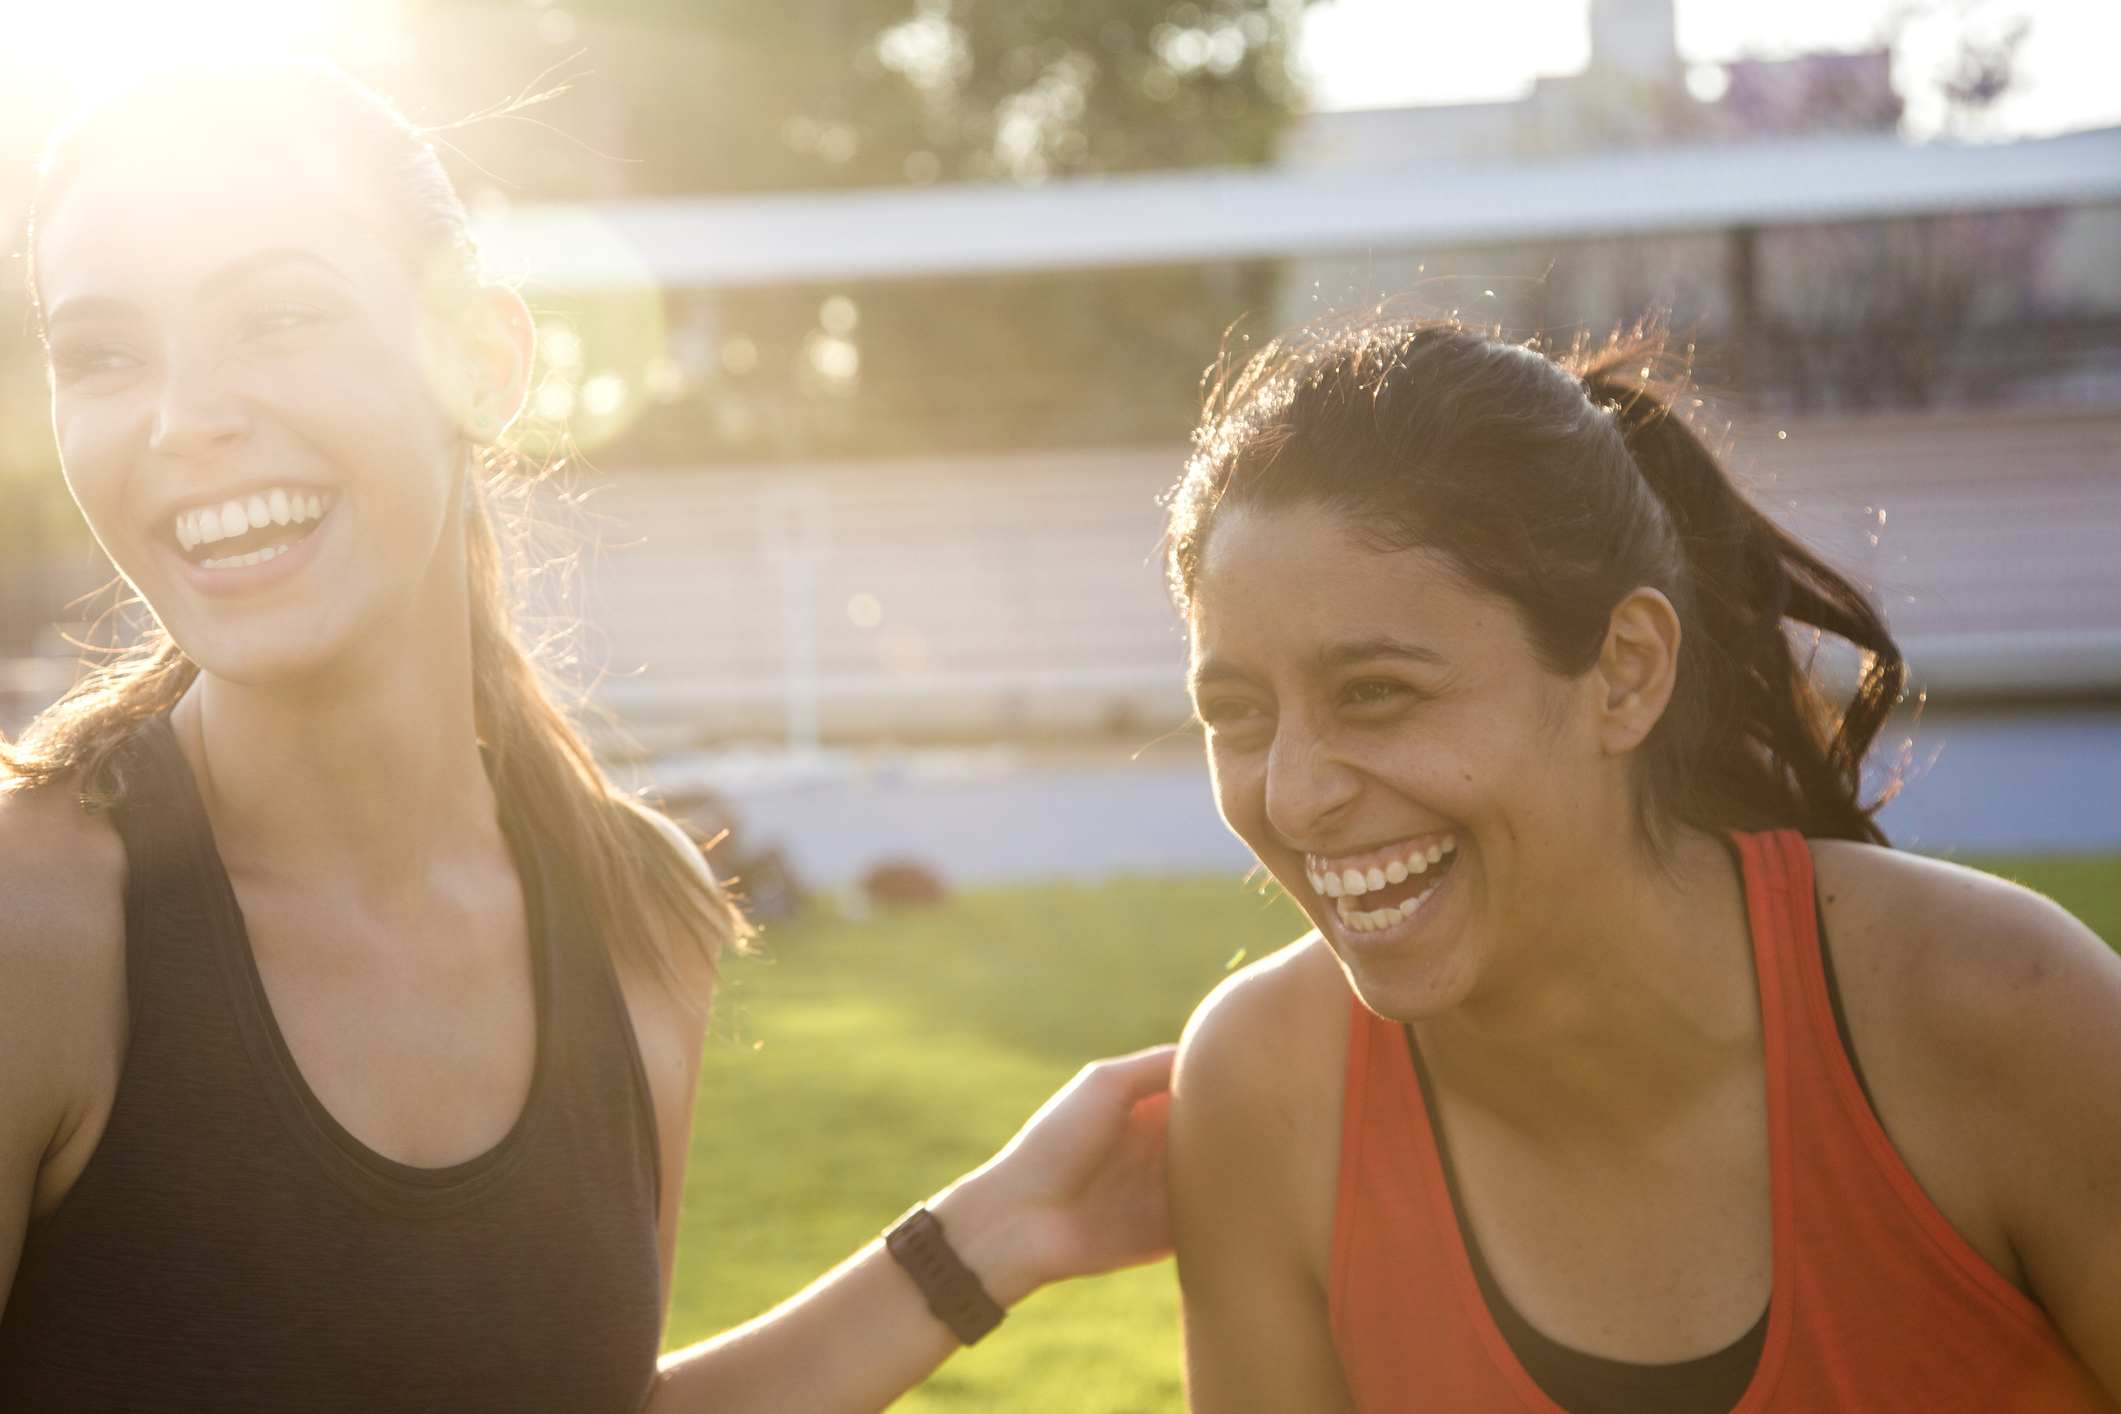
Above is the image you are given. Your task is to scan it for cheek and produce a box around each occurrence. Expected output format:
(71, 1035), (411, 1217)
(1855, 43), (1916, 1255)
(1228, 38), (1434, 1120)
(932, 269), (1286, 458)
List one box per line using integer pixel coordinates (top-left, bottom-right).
(54, 404), (146, 551)
(1208, 744), (1269, 844)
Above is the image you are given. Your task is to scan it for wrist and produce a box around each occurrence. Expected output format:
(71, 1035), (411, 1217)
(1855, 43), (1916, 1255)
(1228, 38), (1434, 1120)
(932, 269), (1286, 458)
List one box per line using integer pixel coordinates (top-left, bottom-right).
(926, 1169), (1046, 1309)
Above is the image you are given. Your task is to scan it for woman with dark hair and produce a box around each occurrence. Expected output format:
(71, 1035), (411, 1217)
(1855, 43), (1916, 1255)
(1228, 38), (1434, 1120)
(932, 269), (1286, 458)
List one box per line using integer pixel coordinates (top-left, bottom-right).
(0, 61), (1170, 1411)
(1164, 317), (2121, 1412)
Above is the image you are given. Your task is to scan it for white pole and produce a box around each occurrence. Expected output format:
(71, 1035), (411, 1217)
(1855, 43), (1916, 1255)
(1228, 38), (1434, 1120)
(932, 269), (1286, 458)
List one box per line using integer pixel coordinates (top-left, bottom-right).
(755, 480), (829, 755)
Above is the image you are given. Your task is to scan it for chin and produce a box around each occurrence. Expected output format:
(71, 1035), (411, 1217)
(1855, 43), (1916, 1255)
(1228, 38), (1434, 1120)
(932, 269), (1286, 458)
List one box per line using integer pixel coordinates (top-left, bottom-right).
(158, 597), (376, 690)
(1328, 929), (1483, 1025)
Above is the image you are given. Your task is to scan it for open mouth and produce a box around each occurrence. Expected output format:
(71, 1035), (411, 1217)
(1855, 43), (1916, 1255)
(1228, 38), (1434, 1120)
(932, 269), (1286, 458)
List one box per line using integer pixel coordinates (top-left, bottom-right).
(1305, 832), (1459, 934)
(171, 488), (334, 570)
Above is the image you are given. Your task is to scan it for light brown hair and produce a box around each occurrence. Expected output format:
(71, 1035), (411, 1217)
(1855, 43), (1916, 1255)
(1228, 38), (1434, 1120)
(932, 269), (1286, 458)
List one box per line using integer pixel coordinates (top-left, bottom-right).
(5, 59), (744, 995)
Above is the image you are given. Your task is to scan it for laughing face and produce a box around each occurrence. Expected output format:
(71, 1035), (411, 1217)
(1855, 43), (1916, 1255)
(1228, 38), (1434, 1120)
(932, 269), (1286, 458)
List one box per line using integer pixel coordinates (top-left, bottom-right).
(1188, 502), (1631, 1021)
(36, 142), (491, 689)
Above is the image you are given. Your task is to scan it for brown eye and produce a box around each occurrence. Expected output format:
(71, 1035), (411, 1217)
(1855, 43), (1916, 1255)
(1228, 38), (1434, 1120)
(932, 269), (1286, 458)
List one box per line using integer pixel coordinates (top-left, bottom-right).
(1200, 698), (1270, 735)
(1340, 679), (1415, 713)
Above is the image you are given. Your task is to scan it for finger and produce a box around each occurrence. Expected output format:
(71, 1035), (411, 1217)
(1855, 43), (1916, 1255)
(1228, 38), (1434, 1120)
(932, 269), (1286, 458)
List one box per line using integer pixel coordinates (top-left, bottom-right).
(1085, 1044), (1177, 1105)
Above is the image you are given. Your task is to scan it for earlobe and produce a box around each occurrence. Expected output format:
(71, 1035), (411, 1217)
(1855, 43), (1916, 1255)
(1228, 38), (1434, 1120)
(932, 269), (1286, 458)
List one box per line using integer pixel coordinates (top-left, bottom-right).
(1596, 588), (1682, 755)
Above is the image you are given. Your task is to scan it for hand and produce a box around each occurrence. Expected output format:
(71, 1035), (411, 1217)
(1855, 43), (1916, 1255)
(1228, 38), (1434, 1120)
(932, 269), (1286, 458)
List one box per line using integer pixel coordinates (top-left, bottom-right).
(929, 1045), (1176, 1307)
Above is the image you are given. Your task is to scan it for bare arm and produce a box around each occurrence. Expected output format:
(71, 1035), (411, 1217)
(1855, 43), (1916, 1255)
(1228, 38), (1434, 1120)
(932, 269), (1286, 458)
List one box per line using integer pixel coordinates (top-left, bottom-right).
(618, 808), (1176, 1412)
(642, 1047), (1175, 1414)
(0, 788), (128, 1320)
(1169, 937), (1358, 1414)
(1817, 844), (2121, 1397)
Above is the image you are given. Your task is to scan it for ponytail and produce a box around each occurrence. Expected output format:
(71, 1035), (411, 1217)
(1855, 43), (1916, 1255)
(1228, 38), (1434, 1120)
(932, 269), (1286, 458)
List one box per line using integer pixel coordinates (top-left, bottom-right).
(1167, 313), (1906, 850)
(1576, 349), (1905, 844)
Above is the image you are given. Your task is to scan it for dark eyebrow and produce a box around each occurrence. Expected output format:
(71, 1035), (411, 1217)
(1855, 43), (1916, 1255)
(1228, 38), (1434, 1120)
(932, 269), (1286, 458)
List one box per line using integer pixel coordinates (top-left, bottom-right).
(1318, 635), (1451, 670)
(1189, 636), (1450, 692)
(1188, 656), (1261, 692)
(199, 248), (350, 299)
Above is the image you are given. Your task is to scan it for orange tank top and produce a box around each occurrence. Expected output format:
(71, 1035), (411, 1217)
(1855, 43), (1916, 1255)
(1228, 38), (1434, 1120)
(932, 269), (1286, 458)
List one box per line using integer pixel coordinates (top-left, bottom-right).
(1329, 829), (2115, 1414)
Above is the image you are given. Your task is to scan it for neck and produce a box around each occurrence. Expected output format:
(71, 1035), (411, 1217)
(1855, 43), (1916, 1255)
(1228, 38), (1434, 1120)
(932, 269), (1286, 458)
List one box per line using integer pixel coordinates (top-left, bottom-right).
(170, 521), (500, 896)
(1414, 827), (1759, 1144)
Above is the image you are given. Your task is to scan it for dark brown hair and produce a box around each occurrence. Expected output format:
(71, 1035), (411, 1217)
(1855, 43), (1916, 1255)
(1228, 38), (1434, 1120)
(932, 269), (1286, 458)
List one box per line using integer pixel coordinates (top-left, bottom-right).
(1164, 314), (1905, 847)
(4, 60), (744, 996)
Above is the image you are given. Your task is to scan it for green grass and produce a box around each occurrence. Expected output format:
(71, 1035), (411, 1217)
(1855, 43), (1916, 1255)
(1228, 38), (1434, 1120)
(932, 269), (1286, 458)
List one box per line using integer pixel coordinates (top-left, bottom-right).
(663, 855), (2120, 1410)
(665, 876), (1310, 1412)
(1956, 854), (2121, 949)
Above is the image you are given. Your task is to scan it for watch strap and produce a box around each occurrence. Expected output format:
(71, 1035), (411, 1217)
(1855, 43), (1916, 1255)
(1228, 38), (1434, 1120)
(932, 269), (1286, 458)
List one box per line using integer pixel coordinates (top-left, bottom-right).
(883, 1204), (1007, 1346)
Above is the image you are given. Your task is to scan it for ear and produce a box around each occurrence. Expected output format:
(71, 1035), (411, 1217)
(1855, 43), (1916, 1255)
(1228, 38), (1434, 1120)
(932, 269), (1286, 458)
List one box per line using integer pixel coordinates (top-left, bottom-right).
(453, 285), (534, 445)
(1594, 588), (1682, 757)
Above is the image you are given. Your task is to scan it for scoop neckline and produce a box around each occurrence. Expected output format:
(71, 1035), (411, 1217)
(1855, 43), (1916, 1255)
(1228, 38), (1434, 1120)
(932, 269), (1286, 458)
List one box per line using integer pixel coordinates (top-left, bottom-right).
(1393, 829), (1795, 1414)
(146, 715), (557, 1219)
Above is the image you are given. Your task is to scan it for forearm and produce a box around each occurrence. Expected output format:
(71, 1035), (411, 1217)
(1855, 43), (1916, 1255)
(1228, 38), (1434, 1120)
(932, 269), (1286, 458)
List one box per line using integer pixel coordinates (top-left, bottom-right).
(643, 1179), (1033, 1414)
(644, 1046), (1176, 1414)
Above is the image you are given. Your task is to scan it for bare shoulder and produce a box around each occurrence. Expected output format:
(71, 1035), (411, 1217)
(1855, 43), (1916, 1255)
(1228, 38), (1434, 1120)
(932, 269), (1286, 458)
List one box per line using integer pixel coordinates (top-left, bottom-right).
(1177, 930), (1350, 1110)
(1811, 839), (2121, 1374)
(1172, 932), (1351, 1259)
(0, 782), (129, 1236)
(1810, 839), (2121, 1055)
(611, 801), (717, 1168)
(0, 783), (127, 1009)
(1170, 934), (1362, 1412)
(635, 800), (719, 891)
(614, 799), (724, 1018)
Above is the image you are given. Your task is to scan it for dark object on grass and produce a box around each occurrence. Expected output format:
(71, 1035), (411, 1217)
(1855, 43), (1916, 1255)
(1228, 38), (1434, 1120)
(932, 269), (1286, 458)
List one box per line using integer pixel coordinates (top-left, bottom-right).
(861, 859), (949, 908)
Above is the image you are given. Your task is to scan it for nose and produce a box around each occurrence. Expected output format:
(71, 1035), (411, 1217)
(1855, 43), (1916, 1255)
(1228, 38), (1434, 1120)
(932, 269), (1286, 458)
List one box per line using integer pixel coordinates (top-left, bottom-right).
(1263, 712), (1364, 847)
(148, 346), (250, 464)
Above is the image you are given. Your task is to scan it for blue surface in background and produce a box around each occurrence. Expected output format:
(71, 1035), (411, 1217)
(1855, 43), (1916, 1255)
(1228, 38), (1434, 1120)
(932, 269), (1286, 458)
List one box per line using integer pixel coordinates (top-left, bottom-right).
(704, 708), (2121, 888)
(1874, 709), (2121, 855)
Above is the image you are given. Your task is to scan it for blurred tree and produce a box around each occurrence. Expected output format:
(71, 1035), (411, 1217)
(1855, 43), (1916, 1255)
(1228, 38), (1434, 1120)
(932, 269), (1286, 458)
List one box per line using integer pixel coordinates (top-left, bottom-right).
(0, 0), (1313, 572)
(363, 0), (1305, 199)
(336, 0), (1312, 466)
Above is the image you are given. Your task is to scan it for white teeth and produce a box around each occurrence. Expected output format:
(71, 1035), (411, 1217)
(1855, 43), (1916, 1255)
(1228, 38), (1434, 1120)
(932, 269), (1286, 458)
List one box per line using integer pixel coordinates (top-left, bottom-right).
(173, 489), (327, 562)
(1335, 899), (1407, 934)
(1317, 834), (1460, 927)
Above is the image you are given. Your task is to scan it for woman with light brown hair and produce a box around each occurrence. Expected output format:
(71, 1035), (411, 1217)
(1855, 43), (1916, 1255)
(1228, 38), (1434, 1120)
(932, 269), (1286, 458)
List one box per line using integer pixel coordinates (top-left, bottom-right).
(1164, 317), (2121, 1412)
(0, 61), (1170, 1411)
